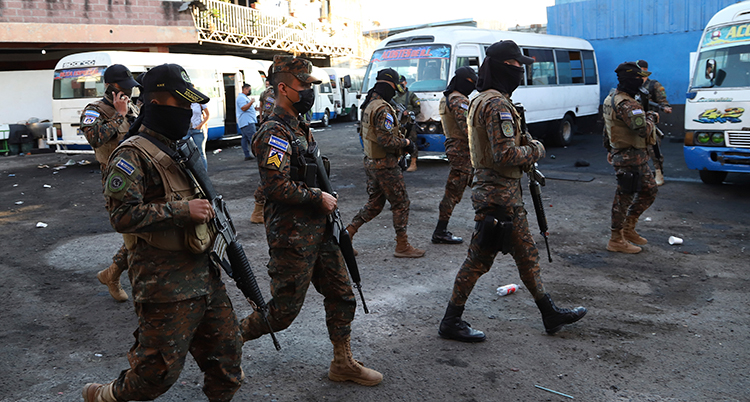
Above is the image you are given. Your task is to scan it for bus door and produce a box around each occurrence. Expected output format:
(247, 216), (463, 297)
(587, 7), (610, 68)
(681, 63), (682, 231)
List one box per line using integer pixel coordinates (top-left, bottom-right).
(223, 73), (237, 136)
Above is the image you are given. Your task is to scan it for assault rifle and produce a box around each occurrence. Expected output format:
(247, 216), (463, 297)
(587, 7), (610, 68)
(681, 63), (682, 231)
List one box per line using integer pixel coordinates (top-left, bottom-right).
(513, 103), (553, 263)
(175, 137), (281, 351)
(636, 91), (663, 163)
(309, 143), (369, 314)
(390, 99), (415, 171)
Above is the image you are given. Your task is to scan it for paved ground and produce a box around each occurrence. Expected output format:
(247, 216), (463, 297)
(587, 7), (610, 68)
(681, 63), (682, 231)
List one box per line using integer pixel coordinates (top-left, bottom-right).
(0, 119), (748, 401)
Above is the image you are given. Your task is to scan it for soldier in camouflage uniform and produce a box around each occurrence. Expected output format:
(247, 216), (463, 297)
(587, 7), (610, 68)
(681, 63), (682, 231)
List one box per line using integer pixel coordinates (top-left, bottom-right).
(636, 60), (672, 186)
(603, 62), (659, 254)
(250, 66), (276, 225)
(80, 64), (140, 303)
(432, 66), (477, 245)
(438, 41), (587, 343)
(345, 68), (426, 258)
(240, 55), (382, 387)
(83, 64), (243, 402)
(392, 75), (421, 171)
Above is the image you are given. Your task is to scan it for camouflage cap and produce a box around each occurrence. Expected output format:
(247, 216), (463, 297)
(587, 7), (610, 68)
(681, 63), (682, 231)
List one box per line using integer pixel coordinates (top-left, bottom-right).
(615, 61), (651, 77)
(272, 55), (322, 84)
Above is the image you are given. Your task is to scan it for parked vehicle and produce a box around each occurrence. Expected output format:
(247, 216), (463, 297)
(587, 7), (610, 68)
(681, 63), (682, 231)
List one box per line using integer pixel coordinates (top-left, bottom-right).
(49, 51), (266, 154)
(683, 2), (750, 184)
(324, 67), (365, 121)
(361, 26), (600, 151)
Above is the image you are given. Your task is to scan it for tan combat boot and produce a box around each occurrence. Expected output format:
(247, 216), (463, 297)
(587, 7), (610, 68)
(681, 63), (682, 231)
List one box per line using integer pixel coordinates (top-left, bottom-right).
(394, 233), (426, 258)
(250, 202), (264, 224)
(622, 216), (647, 245)
(329, 337), (383, 386)
(345, 224), (359, 256)
(655, 169), (665, 186)
(97, 263), (128, 302)
(82, 382), (117, 402)
(607, 229), (642, 254)
(406, 157), (417, 172)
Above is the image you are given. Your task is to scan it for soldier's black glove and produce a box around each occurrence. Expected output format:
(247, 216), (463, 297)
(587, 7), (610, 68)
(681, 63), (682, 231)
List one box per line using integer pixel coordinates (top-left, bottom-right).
(404, 140), (417, 155)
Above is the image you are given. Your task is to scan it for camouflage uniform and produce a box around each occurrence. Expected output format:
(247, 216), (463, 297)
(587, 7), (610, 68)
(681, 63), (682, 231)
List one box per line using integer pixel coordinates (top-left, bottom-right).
(392, 88), (421, 159)
(103, 126), (243, 401)
(449, 90), (547, 306)
(240, 105), (356, 343)
(603, 89), (658, 231)
(645, 78), (670, 171)
(81, 93), (139, 283)
(258, 86), (276, 124)
(438, 91), (472, 222)
(349, 92), (411, 236)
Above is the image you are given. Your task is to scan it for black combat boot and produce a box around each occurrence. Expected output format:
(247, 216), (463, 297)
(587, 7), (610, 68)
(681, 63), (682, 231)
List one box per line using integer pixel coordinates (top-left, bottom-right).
(438, 303), (486, 342)
(432, 220), (464, 244)
(535, 293), (587, 334)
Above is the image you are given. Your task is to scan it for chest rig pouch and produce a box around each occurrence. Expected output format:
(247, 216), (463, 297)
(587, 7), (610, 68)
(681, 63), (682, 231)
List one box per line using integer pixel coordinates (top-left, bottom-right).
(476, 213), (513, 255)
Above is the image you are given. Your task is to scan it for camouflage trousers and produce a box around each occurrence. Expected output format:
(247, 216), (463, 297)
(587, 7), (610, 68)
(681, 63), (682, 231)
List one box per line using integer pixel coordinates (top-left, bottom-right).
(611, 148), (658, 230)
(112, 242), (129, 271)
(449, 205), (546, 306)
(114, 285), (243, 402)
(438, 139), (472, 221)
(240, 234), (356, 343)
(647, 135), (664, 171)
(253, 184), (265, 205)
(407, 125), (418, 160)
(350, 158), (410, 235)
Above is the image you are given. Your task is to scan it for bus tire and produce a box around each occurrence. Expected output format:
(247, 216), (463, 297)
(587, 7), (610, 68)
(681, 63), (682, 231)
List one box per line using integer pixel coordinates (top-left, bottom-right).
(322, 109), (330, 127)
(550, 114), (575, 147)
(699, 170), (727, 185)
(347, 105), (358, 122)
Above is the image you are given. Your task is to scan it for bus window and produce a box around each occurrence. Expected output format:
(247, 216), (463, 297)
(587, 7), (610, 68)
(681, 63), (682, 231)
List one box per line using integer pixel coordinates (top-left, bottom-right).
(556, 50), (583, 85)
(53, 67), (106, 99)
(692, 44), (750, 88)
(582, 50), (597, 85)
(456, 56), (480, 70)
(524, 48), (556, 85)
(318, 82), (333, 93)
(363, 44), (451, 92)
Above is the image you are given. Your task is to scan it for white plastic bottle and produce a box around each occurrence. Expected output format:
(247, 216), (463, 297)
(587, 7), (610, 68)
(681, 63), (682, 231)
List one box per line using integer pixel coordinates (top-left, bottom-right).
(496, 284), (518, 296)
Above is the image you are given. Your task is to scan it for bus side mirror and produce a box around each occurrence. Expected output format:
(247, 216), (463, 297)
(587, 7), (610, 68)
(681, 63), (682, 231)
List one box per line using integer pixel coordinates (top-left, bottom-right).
(705, 59), (716, 80)
(343, 75), (352, 89)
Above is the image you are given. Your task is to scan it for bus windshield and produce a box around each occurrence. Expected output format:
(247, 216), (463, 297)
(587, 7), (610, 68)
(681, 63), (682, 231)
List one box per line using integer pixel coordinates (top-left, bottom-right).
(363, 44), (451, 92)
(692, 44), (750, 89)
(53, 67), (106, 99)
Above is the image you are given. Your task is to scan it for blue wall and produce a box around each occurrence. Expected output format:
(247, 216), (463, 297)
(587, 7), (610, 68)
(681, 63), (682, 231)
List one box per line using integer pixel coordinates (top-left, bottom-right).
(547, 0), (742, 105)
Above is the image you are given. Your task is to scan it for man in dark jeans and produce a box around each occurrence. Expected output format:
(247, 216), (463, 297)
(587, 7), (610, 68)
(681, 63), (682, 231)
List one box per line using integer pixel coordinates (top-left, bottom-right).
(236, 83), (257, 161)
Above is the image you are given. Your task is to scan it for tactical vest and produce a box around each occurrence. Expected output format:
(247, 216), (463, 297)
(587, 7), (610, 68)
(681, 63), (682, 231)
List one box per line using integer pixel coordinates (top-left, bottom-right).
(362, 99), (401, 159)
(603, 91), (647, 150)
(88, 100), (136, 167)
(440, 92), (466, 141)
(116, 136), (213, 254)
(467, 90), (523, 179)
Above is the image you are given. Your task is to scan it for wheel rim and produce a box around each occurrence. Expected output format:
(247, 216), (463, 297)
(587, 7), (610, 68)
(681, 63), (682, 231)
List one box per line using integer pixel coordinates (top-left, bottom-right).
(561, 121), (572, 142)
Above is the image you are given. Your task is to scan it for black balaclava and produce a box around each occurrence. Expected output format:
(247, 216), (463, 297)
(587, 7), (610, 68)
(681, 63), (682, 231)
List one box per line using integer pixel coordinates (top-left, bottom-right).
(139, 102), (192, 141)
(444, 66), (478, 97)
(475, 41), (533, 96)
(360, 82), (395, 110)
(615, 61), (649, 98)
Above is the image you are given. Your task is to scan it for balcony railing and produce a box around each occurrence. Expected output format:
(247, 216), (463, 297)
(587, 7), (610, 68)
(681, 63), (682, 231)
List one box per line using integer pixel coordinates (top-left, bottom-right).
(191, 0), (358, 56)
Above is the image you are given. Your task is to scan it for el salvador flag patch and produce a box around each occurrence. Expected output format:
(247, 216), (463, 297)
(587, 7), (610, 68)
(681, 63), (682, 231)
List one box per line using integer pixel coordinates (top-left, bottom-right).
(499, 112), (512, 120)
(115, 159), (135, 176)
(268, 135), (289, 152)
(84, 110), (100, 118)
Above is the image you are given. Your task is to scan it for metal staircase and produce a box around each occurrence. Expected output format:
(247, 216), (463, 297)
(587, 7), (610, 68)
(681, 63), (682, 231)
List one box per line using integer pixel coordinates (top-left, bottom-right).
(190, 0), (357, 56)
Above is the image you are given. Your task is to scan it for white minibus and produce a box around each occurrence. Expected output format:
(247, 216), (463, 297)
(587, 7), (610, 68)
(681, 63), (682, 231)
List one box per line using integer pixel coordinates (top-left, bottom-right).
(361, 27), (600, 150)
(324, 67), (365, 121)
(49, 51), (266, 154)
(684, 2), (750, 184)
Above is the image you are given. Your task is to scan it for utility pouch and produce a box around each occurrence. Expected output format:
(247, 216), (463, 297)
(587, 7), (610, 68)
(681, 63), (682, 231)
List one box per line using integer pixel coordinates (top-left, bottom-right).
(616, 171), (642, 194)
(476, 214), (513, 254)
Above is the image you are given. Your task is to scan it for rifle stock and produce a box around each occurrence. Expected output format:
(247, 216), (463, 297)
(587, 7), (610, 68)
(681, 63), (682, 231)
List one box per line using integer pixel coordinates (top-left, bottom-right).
(309, 144), (369, 314)
(175, 138), (281, 350)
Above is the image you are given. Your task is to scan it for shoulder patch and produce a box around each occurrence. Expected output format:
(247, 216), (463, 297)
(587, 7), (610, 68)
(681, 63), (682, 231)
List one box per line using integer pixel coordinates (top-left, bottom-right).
(115, 158), (135, 176)
(460, 103), (469, 110)
(266, 148), (285, 168)
(107, 172), (127, 193)
(384, 113), (394, 131)
(499, 111), (513, 120)
(84, 110), (100, 118)
(82, 116), (97, 125)
(632, 109), (644, 115)
(268, 135), (289, 152)
(501, 121), (515, 137)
